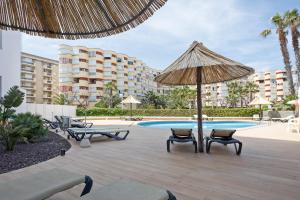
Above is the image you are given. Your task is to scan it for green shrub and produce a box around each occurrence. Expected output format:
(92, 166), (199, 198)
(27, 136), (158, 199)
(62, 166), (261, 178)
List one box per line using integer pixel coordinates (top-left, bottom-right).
(12, 112), (48, 142)
(77, 107), (260, 117)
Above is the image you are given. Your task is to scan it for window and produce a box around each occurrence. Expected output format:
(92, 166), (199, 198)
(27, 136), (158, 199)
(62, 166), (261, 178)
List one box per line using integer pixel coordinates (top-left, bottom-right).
(22, 57), (33, 64)
(88, 60), (96, 65)
(117, 58), (122, 62)
(104, 71), (112, 77)
(59, 67), (72, 73)
(59, 77), (73, 83)
(72, 58), (79, 64)
(89, 51), (96, 57)
(59, 58), (72, 64)
(72, 67), (80, 73)
(104, 62), (111, 68)
(128, 61), (134, 65)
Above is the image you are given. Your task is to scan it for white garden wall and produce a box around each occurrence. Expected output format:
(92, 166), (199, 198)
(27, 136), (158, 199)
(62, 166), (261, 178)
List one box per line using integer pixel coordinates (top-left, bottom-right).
(25, 103), (76, 120)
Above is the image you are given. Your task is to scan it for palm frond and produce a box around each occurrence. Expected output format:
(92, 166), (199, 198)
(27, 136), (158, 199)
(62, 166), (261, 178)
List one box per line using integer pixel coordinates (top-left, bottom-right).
(260, 29), (272, 37)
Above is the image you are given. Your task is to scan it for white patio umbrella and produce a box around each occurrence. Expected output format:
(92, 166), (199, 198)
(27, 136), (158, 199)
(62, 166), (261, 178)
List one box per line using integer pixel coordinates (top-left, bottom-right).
(121, 95), (141, 117)
(249, 96), (272, 120)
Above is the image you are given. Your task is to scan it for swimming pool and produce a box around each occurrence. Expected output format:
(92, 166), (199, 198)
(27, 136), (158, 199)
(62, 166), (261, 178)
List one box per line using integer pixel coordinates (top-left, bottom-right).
(138, 121), (258, 129)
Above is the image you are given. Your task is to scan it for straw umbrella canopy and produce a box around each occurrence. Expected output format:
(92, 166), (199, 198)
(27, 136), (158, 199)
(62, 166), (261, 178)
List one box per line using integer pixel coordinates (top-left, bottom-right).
(249, 96), (272, 119)
(155, 41), (254, 152)
(0, 0), (167, 39)
(121, 95), (141, 117)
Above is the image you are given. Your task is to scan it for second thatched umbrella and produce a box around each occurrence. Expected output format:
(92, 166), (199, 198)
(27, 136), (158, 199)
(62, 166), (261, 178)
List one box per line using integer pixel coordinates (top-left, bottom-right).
(249, 96), (272, 120)
(155, 41), (254, 152)
(121, 95), (141, 117)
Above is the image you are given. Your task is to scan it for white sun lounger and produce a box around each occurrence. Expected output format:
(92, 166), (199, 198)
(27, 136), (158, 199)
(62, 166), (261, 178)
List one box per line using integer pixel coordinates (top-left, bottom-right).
(80, 180), (176, 200)
(0, 168), (93, 200)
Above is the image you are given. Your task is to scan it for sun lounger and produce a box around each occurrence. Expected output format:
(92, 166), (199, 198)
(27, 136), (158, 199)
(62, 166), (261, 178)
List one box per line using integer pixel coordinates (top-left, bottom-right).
(67, 127), (130, 141)
(0, 168), (93, 200)
(80, 180), (176, 200)
(43, 118), (58, 129)
(55, 115), (93, 129)
(205, 129), (242, 155)
(167, 128), (197, 153)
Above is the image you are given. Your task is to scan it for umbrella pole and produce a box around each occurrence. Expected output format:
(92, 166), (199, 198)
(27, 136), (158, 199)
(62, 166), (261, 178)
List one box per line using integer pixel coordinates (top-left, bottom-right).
(130, 103), (132, 117)
(197, 68), (204, 153)
(260, 104), (262, 120)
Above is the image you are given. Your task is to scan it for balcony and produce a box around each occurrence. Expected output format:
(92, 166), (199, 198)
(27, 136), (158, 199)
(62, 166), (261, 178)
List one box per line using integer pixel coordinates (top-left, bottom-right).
(43, 80), (52, 84)
(43, 72), (52, 77)
(73, 71), (89, 78)
(21, 77), (35, 82)
(21, 67), (34, 73)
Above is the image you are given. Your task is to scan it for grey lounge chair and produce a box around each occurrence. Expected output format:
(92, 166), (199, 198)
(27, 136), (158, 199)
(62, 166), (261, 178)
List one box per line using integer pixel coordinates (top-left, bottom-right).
(80, 180), (176, 200)
(43, 118), (58, 129)
(205, 129), (242, 155)
(0, 168), (93, 200)
(67, 127), (130, 141)
(55, 115), (93, 129)
(167, 128), (197, 153)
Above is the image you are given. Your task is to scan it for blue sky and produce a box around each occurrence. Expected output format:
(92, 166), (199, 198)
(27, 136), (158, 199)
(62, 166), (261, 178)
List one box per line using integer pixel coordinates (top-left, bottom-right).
(22, 0), (299, 72)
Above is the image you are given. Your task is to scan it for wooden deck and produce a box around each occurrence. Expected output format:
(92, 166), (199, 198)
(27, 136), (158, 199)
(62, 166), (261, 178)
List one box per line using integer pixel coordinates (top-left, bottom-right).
(1, 122), (300, 200)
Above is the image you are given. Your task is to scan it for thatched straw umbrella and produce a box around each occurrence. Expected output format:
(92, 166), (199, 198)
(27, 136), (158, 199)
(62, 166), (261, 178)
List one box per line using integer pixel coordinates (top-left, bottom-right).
(249, 96), (272, 120)
(121, 95), (141, 117)
(155, 41), (254, 152)
(0, 0), (167, 39)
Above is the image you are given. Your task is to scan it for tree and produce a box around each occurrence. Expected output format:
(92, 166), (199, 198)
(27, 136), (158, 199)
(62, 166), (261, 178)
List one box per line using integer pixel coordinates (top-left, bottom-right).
(245, 81), (259, 103)
(141, 91), (167, 109)
(168, 87), (196, 109)
(54, 93), (69, 105)
(261, 13), (296, 95)
(104, 82), (117, 108)
(0, 86), (27, 151)
(226, 82), (240, 107)
(95, 95), (122, 108)
(285, 9), (300, 84)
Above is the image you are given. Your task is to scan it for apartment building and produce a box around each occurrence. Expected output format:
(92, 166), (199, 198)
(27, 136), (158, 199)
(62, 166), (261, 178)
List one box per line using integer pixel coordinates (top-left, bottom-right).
(58, 44), (171, 105)
(252, 70), (298, 102)
(21, 53), (59, 104)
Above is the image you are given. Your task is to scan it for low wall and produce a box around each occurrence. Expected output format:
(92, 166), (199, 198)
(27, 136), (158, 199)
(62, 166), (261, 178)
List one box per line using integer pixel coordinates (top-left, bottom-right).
(74, 116), (254, 121)
(25, 103), (76, 120)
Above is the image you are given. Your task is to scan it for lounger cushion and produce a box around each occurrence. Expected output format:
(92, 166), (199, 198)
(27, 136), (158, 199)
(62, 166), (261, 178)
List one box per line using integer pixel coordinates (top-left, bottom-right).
(0, 168), (85, 200)
(81, 180), (169, 200)
(171, 128), (192, 137)
(211, 129), (236, 139)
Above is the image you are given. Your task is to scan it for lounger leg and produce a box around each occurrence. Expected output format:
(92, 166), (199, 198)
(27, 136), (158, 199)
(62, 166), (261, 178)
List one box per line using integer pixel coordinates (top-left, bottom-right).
(121, 130), (130, 140)
(167, 140), (171, 152)
(236, 142), (242, 155)
(81, 176), (93, 196)
(167, 190), (177, 200)
(193, 140), (198, 153)
(206, 140), (213, 153)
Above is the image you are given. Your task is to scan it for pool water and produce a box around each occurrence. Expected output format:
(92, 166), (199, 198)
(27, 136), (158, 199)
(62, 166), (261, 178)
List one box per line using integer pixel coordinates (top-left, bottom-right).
(138, 121), (257, 129)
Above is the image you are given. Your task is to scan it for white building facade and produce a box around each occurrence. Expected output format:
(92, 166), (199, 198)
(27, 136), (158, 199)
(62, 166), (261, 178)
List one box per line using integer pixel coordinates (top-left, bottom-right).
(0, 30), (22, 96)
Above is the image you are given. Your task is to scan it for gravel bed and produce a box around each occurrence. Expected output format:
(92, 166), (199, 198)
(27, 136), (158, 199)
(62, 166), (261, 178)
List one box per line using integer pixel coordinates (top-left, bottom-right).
(0, 132), (71, 174)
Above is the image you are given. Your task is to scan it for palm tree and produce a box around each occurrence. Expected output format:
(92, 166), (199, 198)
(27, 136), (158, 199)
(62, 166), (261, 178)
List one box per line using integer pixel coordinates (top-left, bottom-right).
(54, 93), (69, 105)
(261, 13), (296, 96)
(104, 82), (117, 108)
(285, 9), (300, 85)
(226, 82), (240, 107)
(245, 81), (259, 103)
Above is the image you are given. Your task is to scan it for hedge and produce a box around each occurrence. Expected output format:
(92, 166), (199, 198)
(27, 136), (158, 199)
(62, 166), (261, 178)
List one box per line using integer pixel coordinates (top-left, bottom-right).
(77, 108), (260, 117)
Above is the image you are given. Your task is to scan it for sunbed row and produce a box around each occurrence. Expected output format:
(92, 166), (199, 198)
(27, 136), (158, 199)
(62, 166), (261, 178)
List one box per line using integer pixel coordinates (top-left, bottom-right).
(0, 168), (176, 200)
